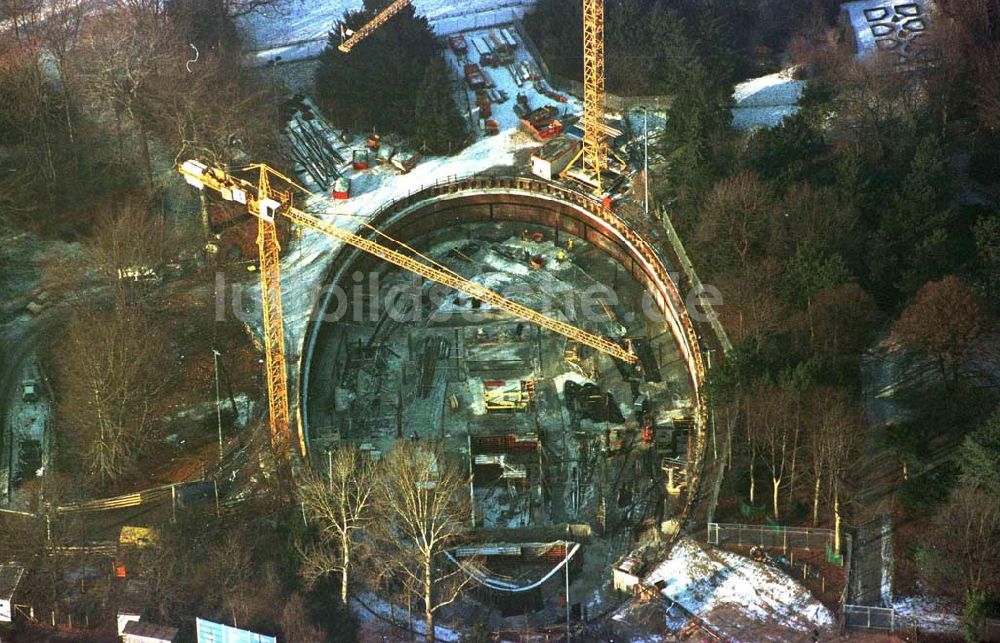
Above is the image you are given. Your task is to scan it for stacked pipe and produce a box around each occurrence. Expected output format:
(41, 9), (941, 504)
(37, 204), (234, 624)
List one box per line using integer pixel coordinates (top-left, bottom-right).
(283, 97), (347, 189)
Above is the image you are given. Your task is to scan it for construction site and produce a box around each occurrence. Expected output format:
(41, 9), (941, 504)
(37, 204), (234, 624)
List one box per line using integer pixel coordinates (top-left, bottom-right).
(300, 208), (699, 618)
(173, 0), (713, 635)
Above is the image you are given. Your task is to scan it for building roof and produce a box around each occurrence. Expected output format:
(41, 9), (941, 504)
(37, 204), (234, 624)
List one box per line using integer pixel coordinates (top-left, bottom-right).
(122, 620), (178, 641)
(0, 564), (25, 600)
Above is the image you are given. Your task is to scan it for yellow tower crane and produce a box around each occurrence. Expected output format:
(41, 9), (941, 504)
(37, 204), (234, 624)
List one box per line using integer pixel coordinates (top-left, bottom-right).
(560, 0), (627, 197)
(338, 0), (412, 53)
(339, 0), (617, 196)
(179, 160), (637, 458)
(561, 0), (607, 195)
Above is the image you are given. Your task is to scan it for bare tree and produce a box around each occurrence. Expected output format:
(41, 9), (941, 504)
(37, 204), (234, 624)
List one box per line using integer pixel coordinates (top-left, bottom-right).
(280, 593), (325, 642)
(69, 0), (182, 184)
(924, 484), (1000, 599)
(84, 200), (177, 285)
(0, 0), (43, 42)
(53, 296), (167, 486)
(893, 275), (986, 387)
(695, 171), (773, 273)
(748, 383), (797, 521)
(372, 442), (473, 643)
(297, 445), (378, 604)
(814, 389), (866, 554)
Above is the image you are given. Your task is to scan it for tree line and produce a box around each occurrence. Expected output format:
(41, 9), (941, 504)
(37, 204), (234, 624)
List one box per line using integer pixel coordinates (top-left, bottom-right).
(644, 0), (1000, 635)
(296, 441), (473, 643)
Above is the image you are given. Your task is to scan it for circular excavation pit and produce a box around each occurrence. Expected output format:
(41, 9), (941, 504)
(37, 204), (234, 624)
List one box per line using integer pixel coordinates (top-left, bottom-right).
(300, 185), (705, 627)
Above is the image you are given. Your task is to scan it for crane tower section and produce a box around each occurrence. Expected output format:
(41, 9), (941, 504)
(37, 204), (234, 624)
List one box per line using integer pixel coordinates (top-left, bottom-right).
(582, 0), (606, 189)
(562, 0), (610, 195)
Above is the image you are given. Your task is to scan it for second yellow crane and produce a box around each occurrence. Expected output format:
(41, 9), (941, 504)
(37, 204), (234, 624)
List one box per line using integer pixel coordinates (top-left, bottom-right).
(337, 0), (412, 53)
(179, 161), (637, 459)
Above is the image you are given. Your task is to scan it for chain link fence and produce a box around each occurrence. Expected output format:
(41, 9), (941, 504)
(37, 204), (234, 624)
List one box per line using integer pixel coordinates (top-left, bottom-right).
(843, 605), (896, 631)
(706, 522), (847, 553)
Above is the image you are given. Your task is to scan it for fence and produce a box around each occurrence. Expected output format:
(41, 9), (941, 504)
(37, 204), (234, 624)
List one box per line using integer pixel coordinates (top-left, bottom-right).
(708, 522), (905, 634)
(982, 618), (1000, 641)
(54, 479), (213, 514)
(657, 206), (732, 354)
(707, 522), (844, 553)
(843, 605), (896, 631)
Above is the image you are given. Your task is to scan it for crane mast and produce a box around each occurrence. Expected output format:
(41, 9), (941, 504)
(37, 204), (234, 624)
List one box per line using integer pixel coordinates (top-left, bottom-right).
(338, 0), (412, 53)
(254, 169), (295, 458)
(562, 0), (608, 194)
(179, 161), (637, 455)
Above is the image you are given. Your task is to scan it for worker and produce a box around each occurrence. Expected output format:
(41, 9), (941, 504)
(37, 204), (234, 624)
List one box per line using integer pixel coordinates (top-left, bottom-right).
(556, 249), (566, 262)
(567, 238), (574, 251)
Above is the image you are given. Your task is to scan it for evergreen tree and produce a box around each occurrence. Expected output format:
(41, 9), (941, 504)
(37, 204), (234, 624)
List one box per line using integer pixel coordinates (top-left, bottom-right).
(959, 411), (1000, 498)
(412, 56), (468, 155)
(314, 1), (437, 138)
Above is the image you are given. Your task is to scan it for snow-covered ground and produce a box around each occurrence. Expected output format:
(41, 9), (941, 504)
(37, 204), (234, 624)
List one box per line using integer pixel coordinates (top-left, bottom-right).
(241, 0), (537, 63)
(353, 592), (462, 641)
(893, 594), (962, 634)
(731, 70), (805, 131)
(441, 26), (582, 137)
(615, 538), (833, 641)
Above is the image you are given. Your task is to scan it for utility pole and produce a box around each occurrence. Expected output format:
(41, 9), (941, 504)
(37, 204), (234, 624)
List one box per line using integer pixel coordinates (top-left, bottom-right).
(468, 433), (476, 528)
(213, 349), (223, 462)
(565, 541), (571, 642)
(643, 108), (650, 217)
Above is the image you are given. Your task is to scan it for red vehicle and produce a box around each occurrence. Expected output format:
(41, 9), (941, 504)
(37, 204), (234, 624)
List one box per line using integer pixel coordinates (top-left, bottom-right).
(351, 149), (369, 170)
(464, 63), (488, 90)
(333, 177), (350, 199)
(519, 106), (563, 141)
(447, 34), (468, 57)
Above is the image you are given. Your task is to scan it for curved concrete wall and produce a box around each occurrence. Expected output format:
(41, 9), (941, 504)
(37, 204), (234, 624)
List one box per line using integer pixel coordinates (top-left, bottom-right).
(300, 177), (707, 478)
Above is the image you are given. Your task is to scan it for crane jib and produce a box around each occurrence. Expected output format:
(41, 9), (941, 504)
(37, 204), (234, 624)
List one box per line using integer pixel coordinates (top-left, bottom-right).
(176, 161), (638, 365)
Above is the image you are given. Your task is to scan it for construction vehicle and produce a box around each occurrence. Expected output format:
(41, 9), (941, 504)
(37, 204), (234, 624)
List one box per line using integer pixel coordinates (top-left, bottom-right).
(332, 176), (350, 199)
(177, 161), (637, 457)
(464, 63), (489, 90)
(351, 149), (369, 170)
(447, 34), (468, 57)
(513, 93), (530, 118)
(475, 89), (492, 119)
(519, 106), (562, 141)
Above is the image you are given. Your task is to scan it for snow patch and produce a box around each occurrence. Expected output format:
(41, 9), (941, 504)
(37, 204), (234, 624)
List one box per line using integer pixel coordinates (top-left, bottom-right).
(731, 70), (805, 131)
(638, 538), (834, 638)
(893, 594), (962, 633)
(352, 592), (462, 641)
(242, 0), (537, 63)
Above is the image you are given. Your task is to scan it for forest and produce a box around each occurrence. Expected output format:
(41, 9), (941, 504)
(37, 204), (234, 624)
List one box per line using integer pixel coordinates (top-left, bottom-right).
(618, 0), (1000, 636)
(313, 0), (469, 154)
